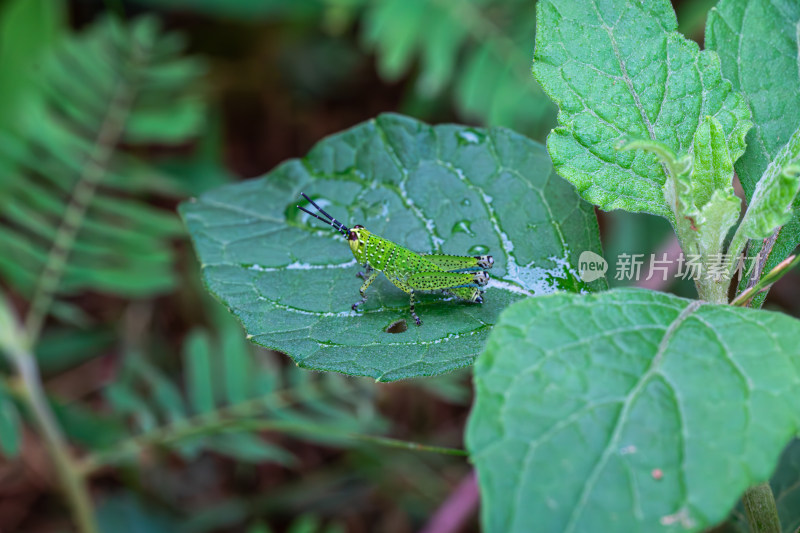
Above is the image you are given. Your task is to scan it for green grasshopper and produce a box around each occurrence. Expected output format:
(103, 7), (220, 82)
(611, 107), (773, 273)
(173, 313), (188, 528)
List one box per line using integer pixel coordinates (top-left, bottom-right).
(298, 193), (493, 326)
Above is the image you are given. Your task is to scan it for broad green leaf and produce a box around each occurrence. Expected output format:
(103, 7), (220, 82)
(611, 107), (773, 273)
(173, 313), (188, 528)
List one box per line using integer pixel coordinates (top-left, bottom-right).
(706, 0), (800, 306)
(468, 288), (800, 532)
(180, 114), (604, 381)
(706, 0), (800, 199)
(532, 0), (751, 220)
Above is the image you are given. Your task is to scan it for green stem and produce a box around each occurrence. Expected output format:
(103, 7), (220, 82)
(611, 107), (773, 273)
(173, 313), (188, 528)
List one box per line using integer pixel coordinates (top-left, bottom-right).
(742, 482), (781, 533)
(8, 344), (98, 533)
(82, 415), (466, 474)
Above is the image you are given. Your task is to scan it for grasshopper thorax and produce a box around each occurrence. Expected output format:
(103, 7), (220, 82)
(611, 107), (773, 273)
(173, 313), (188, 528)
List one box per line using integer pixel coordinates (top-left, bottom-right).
(348, 225), (370, 264)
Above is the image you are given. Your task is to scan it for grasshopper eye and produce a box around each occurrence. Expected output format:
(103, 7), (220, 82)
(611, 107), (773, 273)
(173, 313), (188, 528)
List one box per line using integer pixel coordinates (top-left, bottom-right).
(353, 225), (364, 229)
(348, 230), (357, 241)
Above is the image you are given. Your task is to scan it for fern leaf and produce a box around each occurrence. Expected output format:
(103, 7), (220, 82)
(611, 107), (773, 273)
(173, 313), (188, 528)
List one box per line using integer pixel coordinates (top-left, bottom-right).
(361, 0), (553, 134)
(0, 14), (206, 341)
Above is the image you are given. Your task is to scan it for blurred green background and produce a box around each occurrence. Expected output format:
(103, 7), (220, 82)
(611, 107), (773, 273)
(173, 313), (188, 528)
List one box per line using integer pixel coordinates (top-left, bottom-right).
(3, 0), (792, 532)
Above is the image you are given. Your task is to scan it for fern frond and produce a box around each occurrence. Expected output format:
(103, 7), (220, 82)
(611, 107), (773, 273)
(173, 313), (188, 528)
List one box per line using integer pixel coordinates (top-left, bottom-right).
(0, 14), (206, 341)
(86, 317), (385, 471)
(360, 0), (553, 134)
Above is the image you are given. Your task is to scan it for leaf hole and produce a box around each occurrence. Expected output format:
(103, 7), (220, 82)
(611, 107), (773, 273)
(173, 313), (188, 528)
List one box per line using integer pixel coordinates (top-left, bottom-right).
(384, 319), (408, 334)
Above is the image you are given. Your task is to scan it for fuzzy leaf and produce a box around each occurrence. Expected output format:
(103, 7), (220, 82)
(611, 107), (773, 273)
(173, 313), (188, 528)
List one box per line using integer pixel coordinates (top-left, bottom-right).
(681, 117), (740, 261)
(687, 116), (735, 210)
(181, 114), (604, 381)
(728, 128), (800, 263)
(532, 0), (751, 220)
(468, 288), (800, 532)
(706, 0), (800, 305)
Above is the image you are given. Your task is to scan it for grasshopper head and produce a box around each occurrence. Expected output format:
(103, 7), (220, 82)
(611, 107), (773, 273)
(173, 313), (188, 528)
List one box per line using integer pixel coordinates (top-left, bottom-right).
(348, 225), (370, 263)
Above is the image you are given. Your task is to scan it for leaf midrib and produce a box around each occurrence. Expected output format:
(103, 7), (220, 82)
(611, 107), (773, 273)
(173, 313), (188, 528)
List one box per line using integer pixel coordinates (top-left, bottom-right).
(561, 299), (703, 532)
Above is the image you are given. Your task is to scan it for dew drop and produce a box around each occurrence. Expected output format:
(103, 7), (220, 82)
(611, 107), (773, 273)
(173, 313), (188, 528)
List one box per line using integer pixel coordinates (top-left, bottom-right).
(461, 198), (471, 207)
(468, 244), (490, 255)
(452, 220), (474, 236)
(456, 129), (484, 145)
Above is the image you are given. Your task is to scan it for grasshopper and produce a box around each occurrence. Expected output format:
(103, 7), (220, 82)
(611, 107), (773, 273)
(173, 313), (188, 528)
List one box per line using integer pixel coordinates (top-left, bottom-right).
(298, 193), (493, 326)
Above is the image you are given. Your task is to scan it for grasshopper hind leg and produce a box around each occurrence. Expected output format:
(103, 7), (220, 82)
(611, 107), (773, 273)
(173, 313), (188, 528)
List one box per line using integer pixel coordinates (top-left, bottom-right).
(409, 291), (422, 326)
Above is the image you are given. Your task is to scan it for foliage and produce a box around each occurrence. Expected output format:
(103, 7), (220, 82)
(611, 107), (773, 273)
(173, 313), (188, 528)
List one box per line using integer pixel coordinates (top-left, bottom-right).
(468, 288), (800, 531)
(0, 14), (205, 332)
(3, 0), (800, 531)
(180, 113), (604, 380)
(706, 0), (800, 308)
(463, 0), (800, 531)
(133, 0), (556, 137)
(359, 0), (554, 135)
(87, 308), (386, 471)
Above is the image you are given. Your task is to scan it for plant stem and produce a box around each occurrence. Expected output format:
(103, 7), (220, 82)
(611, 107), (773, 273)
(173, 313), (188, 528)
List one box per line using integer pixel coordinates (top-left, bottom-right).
(742, 482), (781, 533)
(8, 344), (98, 533)
(82, 416), (466, 474)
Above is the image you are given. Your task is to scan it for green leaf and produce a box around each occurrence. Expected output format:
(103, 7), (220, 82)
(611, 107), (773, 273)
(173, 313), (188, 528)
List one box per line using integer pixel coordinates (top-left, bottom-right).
(468, 288), (800, 532)
(728, 128), (800, 265)
(532, 0), (751, 220)
(180, 113), (604, 380)
(736, 130), (800, 239)
(220, 317), (252, 406)
(0, 383), (21, 457)
(205, 433), (297, 466)
(35, 327), (115, 374)
(0, 14), (206, 325)
(185, 329), (216, 414)
(0, 0), (65, 133)
(362, 0), (554, 134)
(706, 0), (800, 306)
(706, 0), (800, 200)
(679, 117), (740, 269)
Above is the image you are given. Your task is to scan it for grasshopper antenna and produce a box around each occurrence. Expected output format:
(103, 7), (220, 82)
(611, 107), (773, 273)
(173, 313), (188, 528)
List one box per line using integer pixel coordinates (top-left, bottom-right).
(298, 193), (350, 237)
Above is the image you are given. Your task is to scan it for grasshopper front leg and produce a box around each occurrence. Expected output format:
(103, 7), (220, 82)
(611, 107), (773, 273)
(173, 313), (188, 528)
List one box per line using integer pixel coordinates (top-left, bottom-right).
(356, 264), (374, 280)
(352, 268), (379, 311)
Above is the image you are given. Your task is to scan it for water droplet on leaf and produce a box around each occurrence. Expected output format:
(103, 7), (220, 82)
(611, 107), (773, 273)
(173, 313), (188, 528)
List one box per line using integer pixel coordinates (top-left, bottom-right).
(469, 244), (490, 255)
(452, 220), (474, 236)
